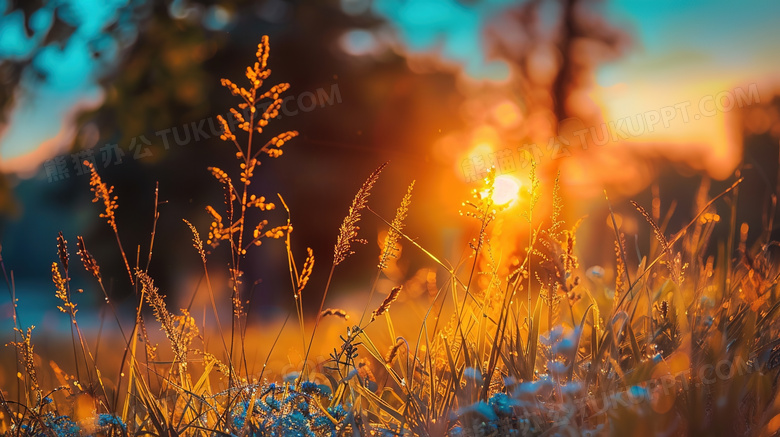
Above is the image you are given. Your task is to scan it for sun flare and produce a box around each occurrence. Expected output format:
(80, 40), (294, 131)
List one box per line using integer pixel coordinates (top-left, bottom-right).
(488, 174), (521, 207)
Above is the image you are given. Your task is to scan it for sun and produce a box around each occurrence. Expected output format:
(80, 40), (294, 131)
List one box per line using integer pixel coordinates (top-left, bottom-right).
(489, 174), (522, 207)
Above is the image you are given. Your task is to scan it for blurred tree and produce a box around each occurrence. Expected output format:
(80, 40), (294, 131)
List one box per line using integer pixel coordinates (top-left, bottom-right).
(0, 0), (467, 313)
(0, 0), (77, 122)
(485, 0), (629, 144)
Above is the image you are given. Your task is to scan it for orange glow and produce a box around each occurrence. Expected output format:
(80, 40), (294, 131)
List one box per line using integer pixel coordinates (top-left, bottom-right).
(493, 101), (521, 128)
(590, 79), (747, 179)
(470, 141), (494, 158)
(487, 174), (521, 207)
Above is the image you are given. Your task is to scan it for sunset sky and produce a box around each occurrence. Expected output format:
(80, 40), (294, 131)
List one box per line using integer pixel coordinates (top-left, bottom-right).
(1, 0), (779, 177)
(372, 0), (780, 179)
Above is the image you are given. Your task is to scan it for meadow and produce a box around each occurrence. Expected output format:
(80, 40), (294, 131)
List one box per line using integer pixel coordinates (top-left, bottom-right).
(2, 37), (780, 437)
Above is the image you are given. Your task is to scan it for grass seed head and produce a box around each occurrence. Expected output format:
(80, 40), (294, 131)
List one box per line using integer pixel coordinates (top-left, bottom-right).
(76, 236), (100, 280)
(334, 162), (388, 266)
(85, 161), (119, 233)
(371, 286), (402, 322)
(56, 231), (69, 272)
(379, 180), (414, 270)
(320, 308), (350, 320)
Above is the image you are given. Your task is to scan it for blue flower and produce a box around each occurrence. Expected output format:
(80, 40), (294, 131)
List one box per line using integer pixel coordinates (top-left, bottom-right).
(264, 395), (282, 411)
(232, 399), (251, 429)
(39, 413), (80, 437)
(273, 410), (315, 437)
(457, 401), (497, 422)
(300, 381), (320, 394)
(488, 392), (514, 416)
(97, 414), (128, 433)
(327, 404), (347, 421)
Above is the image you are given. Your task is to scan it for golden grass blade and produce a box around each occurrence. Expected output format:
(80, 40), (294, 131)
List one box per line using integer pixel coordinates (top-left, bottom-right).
(352, 383), (405, 425)
(368, 206), (470, 293)
(626, 322), (642, 366)
(605, 189), (633, 291)
(618, 177), (745, 310)
(526, 295), (542, 381)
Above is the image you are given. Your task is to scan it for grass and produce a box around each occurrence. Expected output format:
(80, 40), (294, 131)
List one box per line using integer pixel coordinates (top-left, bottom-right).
(2, 37), (780, 437)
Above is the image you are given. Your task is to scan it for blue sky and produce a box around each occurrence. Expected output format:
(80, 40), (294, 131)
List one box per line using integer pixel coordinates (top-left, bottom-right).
(372, 0), (516, 79)
(0, 0), (134, 174)
(370, 0), (780, 85)
(599, 0), (780, 84)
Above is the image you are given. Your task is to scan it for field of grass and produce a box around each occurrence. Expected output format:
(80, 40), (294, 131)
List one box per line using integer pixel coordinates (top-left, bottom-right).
(2, 37), (780, 437)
